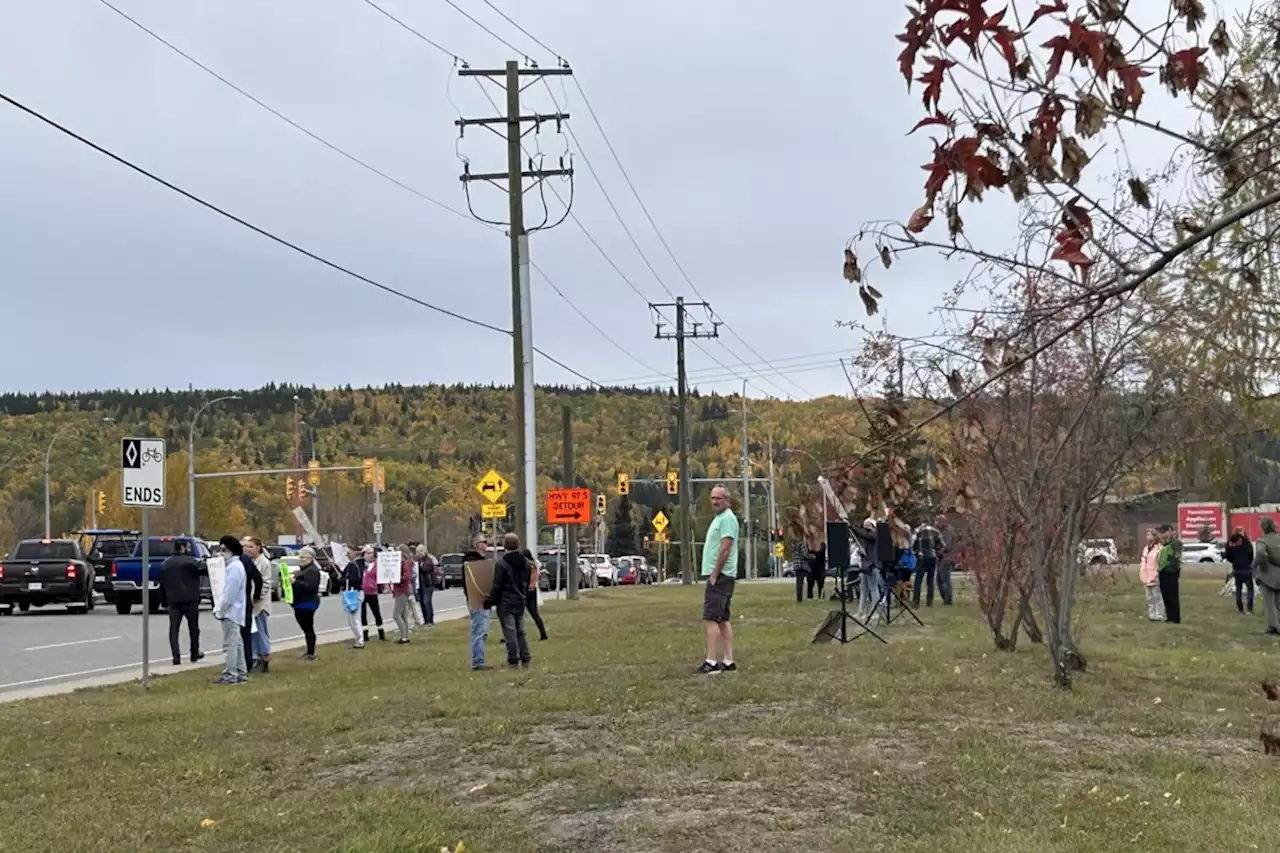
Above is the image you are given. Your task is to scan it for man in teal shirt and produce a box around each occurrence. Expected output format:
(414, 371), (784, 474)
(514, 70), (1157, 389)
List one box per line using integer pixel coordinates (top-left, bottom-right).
(699, 485), (740, 674)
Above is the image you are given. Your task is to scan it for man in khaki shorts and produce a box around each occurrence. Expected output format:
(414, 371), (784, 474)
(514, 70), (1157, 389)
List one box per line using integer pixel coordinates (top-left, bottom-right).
(698, 485), (740, 674)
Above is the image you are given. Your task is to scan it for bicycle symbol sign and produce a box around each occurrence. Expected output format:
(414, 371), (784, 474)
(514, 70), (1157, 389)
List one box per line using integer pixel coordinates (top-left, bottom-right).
(121, 437), (166, 507)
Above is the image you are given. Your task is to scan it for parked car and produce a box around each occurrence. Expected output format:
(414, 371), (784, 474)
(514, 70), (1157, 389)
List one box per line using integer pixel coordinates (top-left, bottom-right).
(1079, 538), (1118, 566)
(272, 554), (332, 598)
(1182, 542), (1225, 563)
(628, 555), (656, 584)
(584, 553), (616, 586)
(0, 538), (97, 614)
(615, 556), (639, 585)
(111, 536), (212, 614)
(439, 553), (466, 589)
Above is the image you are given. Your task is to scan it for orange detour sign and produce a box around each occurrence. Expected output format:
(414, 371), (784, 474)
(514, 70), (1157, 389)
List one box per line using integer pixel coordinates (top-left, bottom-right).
(547, 488), (592, 524)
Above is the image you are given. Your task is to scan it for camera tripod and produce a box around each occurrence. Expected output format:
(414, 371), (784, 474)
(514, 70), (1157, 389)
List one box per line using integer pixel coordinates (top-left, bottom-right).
(871, 565), (924, 627)
(813, 568), (886, 645)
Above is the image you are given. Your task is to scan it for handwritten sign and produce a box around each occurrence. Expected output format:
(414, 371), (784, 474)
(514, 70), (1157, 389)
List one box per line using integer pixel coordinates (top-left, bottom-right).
(376, 550), (400, 585)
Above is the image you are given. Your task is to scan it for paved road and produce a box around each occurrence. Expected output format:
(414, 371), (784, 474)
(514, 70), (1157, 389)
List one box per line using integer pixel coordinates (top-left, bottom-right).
(0, 589), (468, 697)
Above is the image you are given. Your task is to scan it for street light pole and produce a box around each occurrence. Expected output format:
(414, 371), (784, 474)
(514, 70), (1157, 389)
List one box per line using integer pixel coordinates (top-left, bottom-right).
(420, 485), (445, 550)
(44, 417), (112, 538)
(300, 421), (319, 532)
(188, 395), (240, 536)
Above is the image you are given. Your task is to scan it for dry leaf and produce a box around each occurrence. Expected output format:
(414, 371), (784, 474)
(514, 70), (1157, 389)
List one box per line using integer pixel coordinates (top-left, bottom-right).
(907, 202), (934, 233)
(1209, 19), (1231, 57)
(859, 286), (879, 316)
(200, 819), (217, 829)
(946, 202), (964, 237)
(879, 245), (892, 268)
(1061, 137), (1089, 184)
(946, 369), (964, 397)
(842, 248), (861, 283)
(1128, 177), (1151, 209)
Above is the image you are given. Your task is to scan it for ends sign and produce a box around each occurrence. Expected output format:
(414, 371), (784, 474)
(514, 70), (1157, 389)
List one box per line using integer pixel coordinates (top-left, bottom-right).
(546, 488), (591, 525)
(121, 437), (166, 508)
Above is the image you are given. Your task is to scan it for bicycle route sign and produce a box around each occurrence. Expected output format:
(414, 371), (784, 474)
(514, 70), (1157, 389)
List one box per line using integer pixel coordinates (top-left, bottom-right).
(121, 437), (166, 508)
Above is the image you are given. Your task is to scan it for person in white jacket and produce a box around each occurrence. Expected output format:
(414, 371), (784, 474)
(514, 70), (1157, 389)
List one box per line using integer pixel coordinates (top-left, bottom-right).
(214, 535), (249, 685)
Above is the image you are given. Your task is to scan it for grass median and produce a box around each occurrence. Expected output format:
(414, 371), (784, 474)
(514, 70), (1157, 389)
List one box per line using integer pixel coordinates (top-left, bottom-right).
(2, 577), (1278, 852)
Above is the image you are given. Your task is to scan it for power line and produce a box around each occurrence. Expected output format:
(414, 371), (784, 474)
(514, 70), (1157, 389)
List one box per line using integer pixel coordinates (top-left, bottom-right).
(437, 0), (525, 56)
(359, 0), (461, 62)
(477, 0), (562, 60)
(93, 0), (657, 387)
(0, 89), (605, 387)
(465, 79), (758, 392)
(438, 6), (807, 399)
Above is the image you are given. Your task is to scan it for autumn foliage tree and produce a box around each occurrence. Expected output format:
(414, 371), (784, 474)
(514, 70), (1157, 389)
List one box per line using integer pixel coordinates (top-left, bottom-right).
(841, 0), (1269, 684)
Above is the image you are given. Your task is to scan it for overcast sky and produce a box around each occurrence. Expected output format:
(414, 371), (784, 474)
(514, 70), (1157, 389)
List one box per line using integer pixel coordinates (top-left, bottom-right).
(0, 0), (1214, 401)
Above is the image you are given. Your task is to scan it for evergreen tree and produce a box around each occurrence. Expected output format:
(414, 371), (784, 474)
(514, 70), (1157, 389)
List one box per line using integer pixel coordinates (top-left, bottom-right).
(606, 495), (639, 556)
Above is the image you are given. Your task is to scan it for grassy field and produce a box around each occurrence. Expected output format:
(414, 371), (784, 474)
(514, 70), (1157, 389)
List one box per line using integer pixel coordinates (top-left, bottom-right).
(2, 577), (1278, 853)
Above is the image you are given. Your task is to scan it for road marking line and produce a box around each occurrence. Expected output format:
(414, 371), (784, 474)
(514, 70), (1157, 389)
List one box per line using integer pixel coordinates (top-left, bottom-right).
(0, 606), (469, 692)
(24, 636), (123, 652)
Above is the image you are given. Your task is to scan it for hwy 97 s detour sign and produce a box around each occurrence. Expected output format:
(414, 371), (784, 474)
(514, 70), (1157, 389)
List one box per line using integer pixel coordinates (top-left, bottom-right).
(121, 437), (166, 507)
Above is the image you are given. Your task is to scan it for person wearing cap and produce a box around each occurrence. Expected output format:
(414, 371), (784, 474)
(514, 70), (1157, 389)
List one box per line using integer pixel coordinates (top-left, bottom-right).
(463, 538), (494, 670)
(356, 545), (387, 643)
(291, 547), (323, 660)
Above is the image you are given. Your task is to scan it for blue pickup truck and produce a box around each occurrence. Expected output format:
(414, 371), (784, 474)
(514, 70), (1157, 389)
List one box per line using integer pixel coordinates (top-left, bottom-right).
(110, 536), (212, 615)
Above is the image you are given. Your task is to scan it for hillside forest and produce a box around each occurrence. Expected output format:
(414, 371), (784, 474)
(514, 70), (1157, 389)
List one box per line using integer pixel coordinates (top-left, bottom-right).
(0, 384), (867, 561)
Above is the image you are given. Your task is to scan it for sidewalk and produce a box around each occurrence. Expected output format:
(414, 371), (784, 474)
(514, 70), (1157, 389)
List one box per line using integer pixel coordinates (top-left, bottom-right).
(0, 604), (469, 705)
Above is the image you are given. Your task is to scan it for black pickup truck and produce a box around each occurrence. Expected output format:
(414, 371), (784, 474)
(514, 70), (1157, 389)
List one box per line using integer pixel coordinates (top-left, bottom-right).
(0, 538), (97, 614)
(76, 528), (141, 603)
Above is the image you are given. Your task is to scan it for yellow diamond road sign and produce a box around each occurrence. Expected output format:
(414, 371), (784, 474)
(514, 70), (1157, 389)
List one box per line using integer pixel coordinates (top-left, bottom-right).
(482, 502), (507, 520)
(475, 469), (510, 503)
(652, 511), (669, 534)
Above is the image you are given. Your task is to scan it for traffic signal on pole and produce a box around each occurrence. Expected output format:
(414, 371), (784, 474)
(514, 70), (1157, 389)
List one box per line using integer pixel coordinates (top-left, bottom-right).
(307, 459), (320, 486)
(286, 477), (295, 500)
(362, 458), (376, 485)
(666, 471), (678, 494)
(617, 472), (629, 495)
(596, 494), (606, 516)
(376, 465), (386, 492)
(97, 491), (106, 514)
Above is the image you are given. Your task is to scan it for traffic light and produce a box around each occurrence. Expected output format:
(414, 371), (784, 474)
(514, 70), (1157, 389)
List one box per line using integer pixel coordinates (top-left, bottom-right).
(307, 459), (320, 486)
(666, 471), (678, 494)
(96, 491), (106, 514)
(596, 494), (606, 516)
(362, 458), (376, 485)
(617, 472), (629, 495)
(376, 465), (386, 492)
(286, 476), (295, 500)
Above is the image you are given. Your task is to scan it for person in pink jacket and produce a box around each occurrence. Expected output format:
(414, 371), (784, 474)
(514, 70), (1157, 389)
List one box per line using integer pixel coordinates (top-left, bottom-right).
(1139, 528), (1165, 621)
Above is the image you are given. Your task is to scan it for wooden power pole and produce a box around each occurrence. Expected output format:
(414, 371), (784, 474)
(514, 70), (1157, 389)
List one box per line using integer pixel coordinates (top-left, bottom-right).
(651, 298), (720, 584)
(458, 61), (573, 553)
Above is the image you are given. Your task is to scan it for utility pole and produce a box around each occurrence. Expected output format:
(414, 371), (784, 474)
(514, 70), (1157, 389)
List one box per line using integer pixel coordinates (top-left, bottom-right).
(652, 298), (720, 584)
(741, 380), (753, 579)
(458, 60), (573, 559)
(292, 395), (303, 542)
(563, 405), (579, 600)
(767, 435), (777, 575)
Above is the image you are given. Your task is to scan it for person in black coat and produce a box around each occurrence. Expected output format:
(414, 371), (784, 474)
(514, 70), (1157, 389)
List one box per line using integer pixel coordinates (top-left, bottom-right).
(159, 540), (205, 665)
(486, 533), (532, 667)
(1224, 528), (1255, 615)
(220, 536), (262, 670)
(807, 543), (827, 599)
(521, 548), (549, 641)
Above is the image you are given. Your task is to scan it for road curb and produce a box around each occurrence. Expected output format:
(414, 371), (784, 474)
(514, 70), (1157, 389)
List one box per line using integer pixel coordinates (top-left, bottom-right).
(0, 604), (470, 705)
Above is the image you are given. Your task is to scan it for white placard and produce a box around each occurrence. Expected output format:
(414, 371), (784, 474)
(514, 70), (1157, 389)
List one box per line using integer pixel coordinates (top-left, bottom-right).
(121, 438), (166, 507)
(291, 506), (325, 545)
(331, 542), (349, 570)
(376, 550), (400, 585)
(207, 556), (226, 605)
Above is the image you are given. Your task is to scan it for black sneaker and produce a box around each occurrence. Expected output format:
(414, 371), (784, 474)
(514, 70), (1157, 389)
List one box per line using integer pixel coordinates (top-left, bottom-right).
(720, 662), (738, 673)
(697, 661), (720, 675)
(172, 658), (181, 666)
(191, 652), (204, 663)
